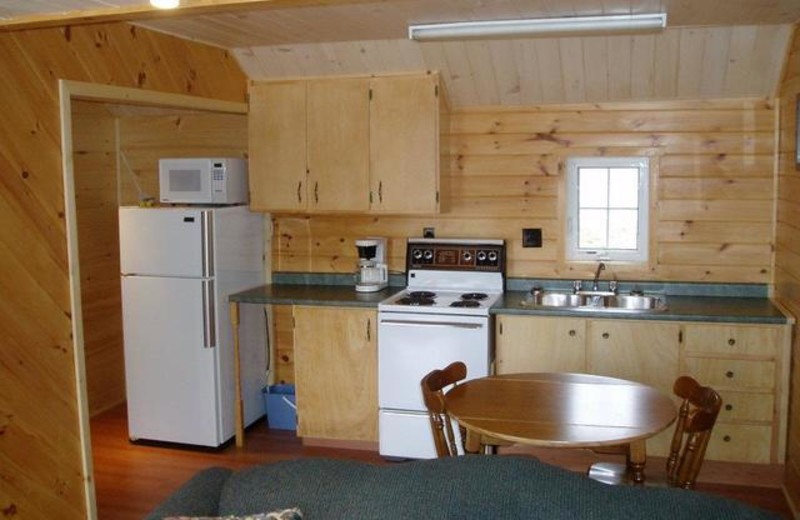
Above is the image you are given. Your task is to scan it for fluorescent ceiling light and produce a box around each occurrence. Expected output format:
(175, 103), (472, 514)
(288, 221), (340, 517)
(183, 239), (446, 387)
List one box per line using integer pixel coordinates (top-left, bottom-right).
(408, 13), (667, 41)
(150, 0), (180, 8)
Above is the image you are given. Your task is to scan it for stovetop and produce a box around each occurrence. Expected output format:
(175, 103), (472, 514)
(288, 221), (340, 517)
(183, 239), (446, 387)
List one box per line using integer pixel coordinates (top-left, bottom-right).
(378, 289), (502, 316)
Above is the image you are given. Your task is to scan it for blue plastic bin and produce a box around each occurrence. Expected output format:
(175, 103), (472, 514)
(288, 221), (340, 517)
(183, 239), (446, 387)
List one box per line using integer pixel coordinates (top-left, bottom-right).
(262, 384), (297, 430)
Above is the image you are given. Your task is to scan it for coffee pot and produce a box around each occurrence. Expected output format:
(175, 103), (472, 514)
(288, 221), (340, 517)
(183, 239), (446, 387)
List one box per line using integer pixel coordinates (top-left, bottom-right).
(355, 238), (388, 292)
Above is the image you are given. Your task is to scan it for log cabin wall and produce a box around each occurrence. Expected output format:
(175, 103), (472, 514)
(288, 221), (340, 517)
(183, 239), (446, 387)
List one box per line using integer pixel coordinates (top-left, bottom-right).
(774, 22), (800, 514)
(273, 98), (775, 283)
(0, 23), (246, 519)
(72, 101), (125, 418)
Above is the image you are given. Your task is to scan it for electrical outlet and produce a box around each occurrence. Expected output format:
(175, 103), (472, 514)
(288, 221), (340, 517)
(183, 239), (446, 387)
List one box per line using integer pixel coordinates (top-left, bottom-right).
(522, 228), (542, 248)
(423, 227), (435, 238)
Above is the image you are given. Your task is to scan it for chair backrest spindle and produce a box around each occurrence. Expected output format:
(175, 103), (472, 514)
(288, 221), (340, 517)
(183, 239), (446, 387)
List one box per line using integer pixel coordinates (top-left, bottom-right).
(420, 362), (467, 458)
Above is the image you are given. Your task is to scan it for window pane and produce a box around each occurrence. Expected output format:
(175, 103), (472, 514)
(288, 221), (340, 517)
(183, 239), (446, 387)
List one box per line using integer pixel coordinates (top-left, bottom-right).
(578, 168), (608, 208)
(609, 168), (639, 208)
(607, 209), (639, 249)
(579, 209), (607, 249)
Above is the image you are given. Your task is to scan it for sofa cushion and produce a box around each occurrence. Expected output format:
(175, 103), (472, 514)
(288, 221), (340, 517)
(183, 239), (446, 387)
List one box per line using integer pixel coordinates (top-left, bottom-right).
(216, 456), (777, 519)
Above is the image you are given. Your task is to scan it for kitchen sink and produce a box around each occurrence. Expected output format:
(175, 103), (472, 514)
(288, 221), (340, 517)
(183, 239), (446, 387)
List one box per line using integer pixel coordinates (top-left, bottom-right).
(522, 290), (666, 312)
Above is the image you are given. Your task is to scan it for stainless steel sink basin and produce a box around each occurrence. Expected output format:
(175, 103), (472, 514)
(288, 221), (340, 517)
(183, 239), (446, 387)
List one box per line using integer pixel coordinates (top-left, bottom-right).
(609, 294), (662, 310)
(523, 290), (666, 312)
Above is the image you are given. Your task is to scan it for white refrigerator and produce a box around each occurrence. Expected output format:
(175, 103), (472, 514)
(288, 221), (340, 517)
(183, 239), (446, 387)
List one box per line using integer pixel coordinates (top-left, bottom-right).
(119, 205), (267, 447)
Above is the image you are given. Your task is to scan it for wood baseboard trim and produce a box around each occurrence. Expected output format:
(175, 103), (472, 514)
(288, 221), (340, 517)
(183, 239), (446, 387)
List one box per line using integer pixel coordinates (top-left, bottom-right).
(783, 462), (800, 517)
(499, 446), (786, 488)
(301, 437), (379, 451)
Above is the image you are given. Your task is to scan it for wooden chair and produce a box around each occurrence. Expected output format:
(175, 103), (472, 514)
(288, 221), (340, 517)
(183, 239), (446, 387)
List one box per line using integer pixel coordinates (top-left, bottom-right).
(588, 376), (722, 489)
(420, 361), (468, 457)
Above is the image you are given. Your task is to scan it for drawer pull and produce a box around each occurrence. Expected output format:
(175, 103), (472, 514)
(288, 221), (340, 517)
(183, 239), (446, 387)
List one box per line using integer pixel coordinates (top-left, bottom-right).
(602, 332), (610, 339)
(728, 338), (736, 346)
(725, 371), (734, 379)
(569, 330), (576, 337)
(723, 435), (731, 442)
(725, 404), (733, 411)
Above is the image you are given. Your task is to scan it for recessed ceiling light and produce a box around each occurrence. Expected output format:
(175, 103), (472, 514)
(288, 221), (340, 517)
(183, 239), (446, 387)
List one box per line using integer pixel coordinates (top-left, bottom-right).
(150, 0), (180, 9)
(408, 13), (667, 41)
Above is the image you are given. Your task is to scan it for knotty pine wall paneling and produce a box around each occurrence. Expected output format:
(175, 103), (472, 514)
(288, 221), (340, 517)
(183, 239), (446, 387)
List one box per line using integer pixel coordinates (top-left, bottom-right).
(273, 98), (775, 284)
(774, 22), (800, 515)
(72, 100), (126, 418)
(0, 23), (246, 519)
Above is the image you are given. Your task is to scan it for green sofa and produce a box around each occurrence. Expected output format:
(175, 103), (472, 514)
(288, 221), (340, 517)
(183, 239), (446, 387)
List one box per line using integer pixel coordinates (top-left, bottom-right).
(145, 455), (778, 519)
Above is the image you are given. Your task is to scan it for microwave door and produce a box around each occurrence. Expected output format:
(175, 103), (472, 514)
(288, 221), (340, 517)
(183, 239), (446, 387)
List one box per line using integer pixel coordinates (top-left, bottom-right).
(160, 160), (213, 203)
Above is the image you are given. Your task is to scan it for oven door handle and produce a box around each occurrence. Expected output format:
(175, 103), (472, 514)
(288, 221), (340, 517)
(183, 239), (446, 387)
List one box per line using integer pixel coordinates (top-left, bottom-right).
(379, 319), (484, 330)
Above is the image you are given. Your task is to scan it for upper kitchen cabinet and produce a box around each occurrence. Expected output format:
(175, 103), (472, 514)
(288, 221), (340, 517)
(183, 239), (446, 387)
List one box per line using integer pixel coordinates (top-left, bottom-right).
(307, 78), (371, 212)
(369, 73), (441, 214)
(249, 81), (307, 212)
(248, 73), (445, 214)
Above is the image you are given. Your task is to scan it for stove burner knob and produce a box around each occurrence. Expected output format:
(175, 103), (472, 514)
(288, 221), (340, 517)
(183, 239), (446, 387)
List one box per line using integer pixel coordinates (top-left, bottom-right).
(476, 251), (487, 262)
(423, 250), (434, 261)
(488, 251), (498, 262)
(462, 251), (473, 262)
(412, 249), (423, 260)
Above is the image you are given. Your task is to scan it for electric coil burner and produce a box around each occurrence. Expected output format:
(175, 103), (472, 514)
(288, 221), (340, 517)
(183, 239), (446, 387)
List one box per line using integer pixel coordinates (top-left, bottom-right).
(378, 238), (505, 459)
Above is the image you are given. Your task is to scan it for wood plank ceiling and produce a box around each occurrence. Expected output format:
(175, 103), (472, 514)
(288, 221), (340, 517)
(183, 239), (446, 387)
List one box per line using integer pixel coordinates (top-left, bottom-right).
(2, 0), (799, 105)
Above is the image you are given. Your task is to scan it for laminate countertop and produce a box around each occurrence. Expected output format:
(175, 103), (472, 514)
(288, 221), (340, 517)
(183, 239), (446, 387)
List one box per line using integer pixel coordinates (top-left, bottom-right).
(230, 284), (791, 324)
(229, 283), (402, 308)
(494, 291), (792, 324)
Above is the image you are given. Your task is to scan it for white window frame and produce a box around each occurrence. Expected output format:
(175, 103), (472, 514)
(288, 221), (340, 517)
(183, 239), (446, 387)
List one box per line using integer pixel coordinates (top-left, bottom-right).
(566, 156), (650, 263)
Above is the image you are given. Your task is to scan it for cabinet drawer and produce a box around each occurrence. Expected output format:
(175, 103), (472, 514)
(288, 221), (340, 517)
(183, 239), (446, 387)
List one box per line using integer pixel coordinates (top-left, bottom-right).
(684, 324), (779, 357)
(706, 424), (772, 463)
(684, 358), (775, 391)
(717, 391), (774, 422)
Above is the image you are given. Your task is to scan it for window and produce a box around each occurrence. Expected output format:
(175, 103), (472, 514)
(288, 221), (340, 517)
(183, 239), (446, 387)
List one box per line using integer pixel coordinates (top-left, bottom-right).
(566, 157), (649, 263)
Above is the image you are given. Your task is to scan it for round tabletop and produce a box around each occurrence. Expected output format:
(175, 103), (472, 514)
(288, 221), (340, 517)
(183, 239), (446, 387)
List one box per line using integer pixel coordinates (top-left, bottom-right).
(445, 372), (677, 448)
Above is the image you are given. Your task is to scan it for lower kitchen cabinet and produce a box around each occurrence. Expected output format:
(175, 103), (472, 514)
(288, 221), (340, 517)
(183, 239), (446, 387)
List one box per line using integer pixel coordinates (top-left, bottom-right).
(493, 314), (791, 464)
(293, 306), (378, 442)
(496, 315), (586, 374)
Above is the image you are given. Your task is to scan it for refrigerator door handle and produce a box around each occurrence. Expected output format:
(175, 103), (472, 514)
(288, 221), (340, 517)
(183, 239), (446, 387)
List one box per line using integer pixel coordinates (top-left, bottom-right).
(202, 280), (216, 348)
(201, 211), (215, 277)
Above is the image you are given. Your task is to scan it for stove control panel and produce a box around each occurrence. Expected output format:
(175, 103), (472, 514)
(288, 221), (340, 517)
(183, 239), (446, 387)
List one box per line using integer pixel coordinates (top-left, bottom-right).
(407, 240), (504, 272)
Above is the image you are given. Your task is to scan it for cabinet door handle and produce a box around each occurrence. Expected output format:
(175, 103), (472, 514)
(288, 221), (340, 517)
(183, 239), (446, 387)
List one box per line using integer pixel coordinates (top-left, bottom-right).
(366, 319), (371, 341)
(314, 181), (319, 204)
(568, 330), (576, 337)
(728, 338), (736, 346)
(378, 181), (383, 203)
(297, 181), (302, 203)
(725, 370), (734, 379)
(723, 435), (731, 442)
(602, 332), (609, 339)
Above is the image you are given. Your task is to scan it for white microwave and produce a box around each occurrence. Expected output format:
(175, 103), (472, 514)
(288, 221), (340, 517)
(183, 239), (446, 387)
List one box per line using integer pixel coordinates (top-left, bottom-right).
(159, 158), (248, 205)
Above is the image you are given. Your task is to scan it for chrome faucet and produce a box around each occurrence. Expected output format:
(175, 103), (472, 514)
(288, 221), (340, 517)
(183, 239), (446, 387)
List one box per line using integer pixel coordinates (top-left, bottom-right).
(592, 262), (606, 291)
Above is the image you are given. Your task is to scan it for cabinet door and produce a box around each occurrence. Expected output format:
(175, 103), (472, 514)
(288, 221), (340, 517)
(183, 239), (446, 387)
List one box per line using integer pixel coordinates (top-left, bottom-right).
(587, 320), (681, 455)
(293, 306), (377, 441)
(248, 81), (307, 211)
(496, 316), (586, 374)
(307, 78), (370, 212)
(370, 74), (439, 214)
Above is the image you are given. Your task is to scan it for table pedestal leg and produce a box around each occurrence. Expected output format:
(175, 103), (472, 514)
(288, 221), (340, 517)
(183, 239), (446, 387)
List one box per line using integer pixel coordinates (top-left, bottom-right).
(464, 429), (482, 454)
(628, 440), (647, 484)
(230, 301), (244, 448)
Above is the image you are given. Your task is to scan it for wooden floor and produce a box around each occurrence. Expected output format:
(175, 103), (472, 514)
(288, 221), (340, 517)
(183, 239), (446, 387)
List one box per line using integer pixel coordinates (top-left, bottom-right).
(91, 404), (793, 519)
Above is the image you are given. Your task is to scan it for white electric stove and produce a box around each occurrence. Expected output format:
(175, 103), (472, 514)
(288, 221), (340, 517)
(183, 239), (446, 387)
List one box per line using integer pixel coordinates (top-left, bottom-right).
(378, 238), (505, 459)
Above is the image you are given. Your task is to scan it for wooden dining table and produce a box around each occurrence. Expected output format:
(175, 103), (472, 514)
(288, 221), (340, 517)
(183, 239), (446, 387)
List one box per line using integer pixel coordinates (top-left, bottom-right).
(445, 372), (677, 483)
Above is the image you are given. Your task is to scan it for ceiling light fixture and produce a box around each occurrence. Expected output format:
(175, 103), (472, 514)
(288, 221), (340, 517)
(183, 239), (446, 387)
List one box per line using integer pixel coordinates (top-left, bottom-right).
(408, 13), (667, 41)
(150, 0), (180, 9)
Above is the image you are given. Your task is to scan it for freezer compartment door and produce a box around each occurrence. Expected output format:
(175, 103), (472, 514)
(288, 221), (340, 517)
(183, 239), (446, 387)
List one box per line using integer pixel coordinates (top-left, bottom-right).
(119, 207), (212, 277)
(378, 312), (490, 411)
(379, 410), (463, 459)
(122, 276), (222, 446)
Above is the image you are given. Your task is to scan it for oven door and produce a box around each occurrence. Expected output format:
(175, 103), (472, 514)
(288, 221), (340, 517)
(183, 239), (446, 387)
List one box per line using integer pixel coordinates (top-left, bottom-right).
(378, 311), (491, 412)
